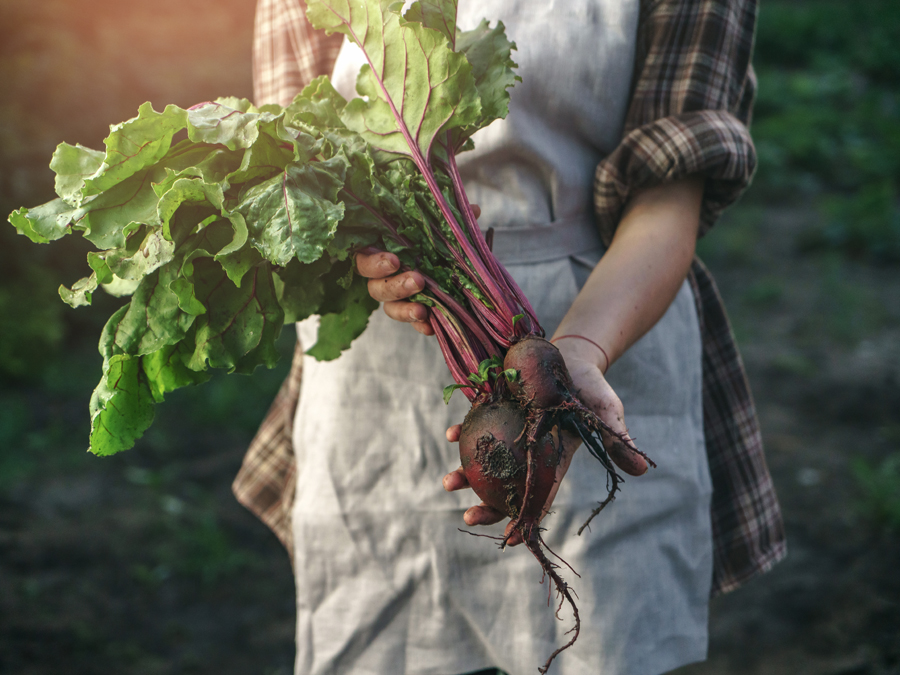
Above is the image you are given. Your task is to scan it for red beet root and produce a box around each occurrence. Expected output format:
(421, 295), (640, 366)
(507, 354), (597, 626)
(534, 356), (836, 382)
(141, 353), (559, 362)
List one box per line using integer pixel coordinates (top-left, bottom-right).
(459, 399), (558, 522)
(504, 335), (573, 409)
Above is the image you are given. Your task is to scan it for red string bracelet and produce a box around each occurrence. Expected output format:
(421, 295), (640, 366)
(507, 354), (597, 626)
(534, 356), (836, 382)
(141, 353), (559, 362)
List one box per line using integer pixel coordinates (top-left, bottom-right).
(550, 334), (610, 373)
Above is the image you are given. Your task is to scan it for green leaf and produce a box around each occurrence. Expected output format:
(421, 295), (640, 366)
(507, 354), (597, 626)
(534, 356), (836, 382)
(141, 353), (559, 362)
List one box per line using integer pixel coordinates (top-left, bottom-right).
(403, 1), (459, 43)
(83, 102), (188, 198)
(76, 167), (163, 249)
(159, 142), (244, 188)
(308, 0), (481, 158)
(8, 198), (78, 244)
(142, 334), (213, 403)
(186, 101), (266, 150)
(290, 76), (348, 128)
(156, 177), (225, 239)
(213, 97), (257, 113)
(442, 383), (474, 404)
(188, 261), (285, 371)
(477, 354), (503, 381)
(305, 273), (378, 361)
(238, 159), (348, 266)
(214, 212), (264, 287)
(88, 354), (156, 456)
(50, 143), (105, 205)
(225, 121), (298, 186)
(101, 227), (176, 281)
(109, 268), (196, 355)
(59, 272), (100, 308)
(98, 306), (129, 361)
(101, 276), (141, 298)
(274, 257), (330, 323)
(453, 19), (519, 146)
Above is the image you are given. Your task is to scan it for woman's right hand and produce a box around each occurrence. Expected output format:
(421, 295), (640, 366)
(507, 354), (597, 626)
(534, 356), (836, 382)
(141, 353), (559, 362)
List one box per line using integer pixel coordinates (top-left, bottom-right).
(354, 250), (434, 336)
(355, 205), (482, 336)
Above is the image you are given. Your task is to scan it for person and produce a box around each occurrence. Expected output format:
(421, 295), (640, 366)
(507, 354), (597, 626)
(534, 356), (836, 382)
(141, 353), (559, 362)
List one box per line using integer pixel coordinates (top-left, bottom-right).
(233, 1), (787, 673)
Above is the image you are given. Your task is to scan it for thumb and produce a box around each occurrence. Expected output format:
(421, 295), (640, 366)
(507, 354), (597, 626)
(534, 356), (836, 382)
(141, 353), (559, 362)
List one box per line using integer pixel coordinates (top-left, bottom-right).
(594, 390), (648, 477)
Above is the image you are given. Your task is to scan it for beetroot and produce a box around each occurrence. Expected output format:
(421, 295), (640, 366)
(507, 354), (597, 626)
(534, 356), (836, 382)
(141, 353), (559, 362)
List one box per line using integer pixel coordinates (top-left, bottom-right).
(504, 335), (573, 409)
(459, 399), (557, 522)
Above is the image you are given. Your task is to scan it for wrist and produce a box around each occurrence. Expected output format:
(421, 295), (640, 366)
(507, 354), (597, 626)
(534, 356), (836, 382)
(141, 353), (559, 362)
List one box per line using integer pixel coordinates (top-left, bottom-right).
(550, 334), (610, 374)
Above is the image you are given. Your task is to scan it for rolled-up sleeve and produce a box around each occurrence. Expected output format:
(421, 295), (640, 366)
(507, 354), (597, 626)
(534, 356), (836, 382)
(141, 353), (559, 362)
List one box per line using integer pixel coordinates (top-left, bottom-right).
(594, 0), (758, 242)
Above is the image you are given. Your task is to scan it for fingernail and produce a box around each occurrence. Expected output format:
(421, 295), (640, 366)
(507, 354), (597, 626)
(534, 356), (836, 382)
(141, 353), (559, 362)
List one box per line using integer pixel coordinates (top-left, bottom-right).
(404, 275), (420, 292)
(379, 257), (395, 272)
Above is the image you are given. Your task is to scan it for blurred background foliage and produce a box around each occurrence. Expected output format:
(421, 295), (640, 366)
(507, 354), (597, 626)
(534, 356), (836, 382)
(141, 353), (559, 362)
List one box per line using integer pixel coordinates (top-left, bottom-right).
(1, 0), (899, 673)
(750, 0), (900, 262)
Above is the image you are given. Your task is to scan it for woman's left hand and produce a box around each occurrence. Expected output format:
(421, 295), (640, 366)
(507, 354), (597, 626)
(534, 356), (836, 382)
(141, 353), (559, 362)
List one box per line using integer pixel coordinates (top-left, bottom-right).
(442, 336), (643, 546)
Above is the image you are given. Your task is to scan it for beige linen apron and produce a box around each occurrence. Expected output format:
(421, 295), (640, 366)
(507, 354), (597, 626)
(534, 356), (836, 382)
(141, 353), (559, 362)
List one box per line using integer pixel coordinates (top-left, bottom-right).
(291, 2), (714, 673)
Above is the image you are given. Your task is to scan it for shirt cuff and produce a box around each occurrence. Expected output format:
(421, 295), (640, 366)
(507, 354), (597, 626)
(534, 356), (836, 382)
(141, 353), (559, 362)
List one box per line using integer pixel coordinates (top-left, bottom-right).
(593, 110), (757, 244)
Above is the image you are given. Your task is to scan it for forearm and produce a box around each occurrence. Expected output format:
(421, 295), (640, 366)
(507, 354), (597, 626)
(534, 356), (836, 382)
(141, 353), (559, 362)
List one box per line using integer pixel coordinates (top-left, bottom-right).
(554, 176), (704, 370)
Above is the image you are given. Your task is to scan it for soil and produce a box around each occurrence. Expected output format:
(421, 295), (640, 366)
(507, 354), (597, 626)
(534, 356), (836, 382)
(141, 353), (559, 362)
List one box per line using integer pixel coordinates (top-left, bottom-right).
(1, 205), (899, 674)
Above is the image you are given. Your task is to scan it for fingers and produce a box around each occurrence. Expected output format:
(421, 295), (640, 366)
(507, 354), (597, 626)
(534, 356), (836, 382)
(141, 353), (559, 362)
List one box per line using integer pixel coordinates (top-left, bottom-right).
(356, 249), (433, 333)
(356, 249), (424, 306)
(581, 382), (648, 477)
(504, 522), (524, 547)
(443, 466), (505, 526)
(367, 270), (425, 303)
(445, 424), (461, 443)
(606, 435), (648, 476)
(463, 504), (506, 526)
(355, 250), (399, 279)
(598, 404), (647, 476)
(442, 467), (468, 492)
(383, 299), (428, 322)
(410, 319), (435, 336)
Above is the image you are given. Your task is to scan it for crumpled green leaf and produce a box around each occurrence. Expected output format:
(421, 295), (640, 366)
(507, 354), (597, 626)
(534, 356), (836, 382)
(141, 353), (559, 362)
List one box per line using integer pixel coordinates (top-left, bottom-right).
(453, 18), (519, 148)
(238, 158), (348, 265)
(8, 198), (78, 244)
(187, 260), (284, 372)
(142, 329), (213, 403)
(59, 272), (101, 308)
(82, 102), (188, 198)
(50, 143), (106, 205)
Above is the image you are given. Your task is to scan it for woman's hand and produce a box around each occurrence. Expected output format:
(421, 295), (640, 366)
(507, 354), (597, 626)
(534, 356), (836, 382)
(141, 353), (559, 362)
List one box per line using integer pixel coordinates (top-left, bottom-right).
(354, 250), (434, 336)
(354, 206), (482, 336)
(442, 337), (637, 546)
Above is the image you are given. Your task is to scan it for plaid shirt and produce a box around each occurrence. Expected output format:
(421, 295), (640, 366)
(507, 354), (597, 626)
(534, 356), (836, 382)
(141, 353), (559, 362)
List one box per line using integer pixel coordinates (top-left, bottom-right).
(234, 0), (786, 596)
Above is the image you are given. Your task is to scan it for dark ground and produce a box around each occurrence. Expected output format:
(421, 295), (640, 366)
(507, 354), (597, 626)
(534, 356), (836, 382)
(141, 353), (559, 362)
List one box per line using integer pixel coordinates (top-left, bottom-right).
(1, 1), (898, 673)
